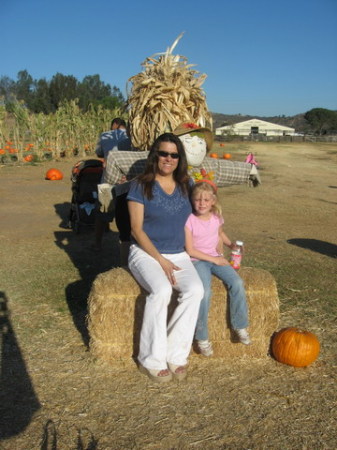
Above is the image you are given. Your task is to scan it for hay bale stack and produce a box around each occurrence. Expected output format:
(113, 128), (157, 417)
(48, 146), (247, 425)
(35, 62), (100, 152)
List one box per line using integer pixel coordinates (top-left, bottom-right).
(87, 267), (279, 363)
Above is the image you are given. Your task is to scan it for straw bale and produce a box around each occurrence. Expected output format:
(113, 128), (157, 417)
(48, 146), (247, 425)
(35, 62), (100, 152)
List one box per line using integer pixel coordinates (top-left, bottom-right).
(87, 267), (279, 363)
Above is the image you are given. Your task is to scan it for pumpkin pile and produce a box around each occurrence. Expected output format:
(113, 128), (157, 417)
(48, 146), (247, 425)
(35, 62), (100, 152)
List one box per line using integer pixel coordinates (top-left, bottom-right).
(45, 168), (63, 181)
(272, 327), (320, 367)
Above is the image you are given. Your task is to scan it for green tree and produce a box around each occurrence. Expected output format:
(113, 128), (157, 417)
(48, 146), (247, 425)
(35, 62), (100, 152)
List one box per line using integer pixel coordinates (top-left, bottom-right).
(0, 75), (16, 103)
(111, 85), (125, 105)
(1, 70), (125, 114)
(15, 70), (34, 108)
(99, 94), (124, 110)
(30, 78), (53, 114)
(49, 73), (79, 111)
(304, 108), (337, 135)
(78, 74), (123, 110)
(79, 75), (104, 110)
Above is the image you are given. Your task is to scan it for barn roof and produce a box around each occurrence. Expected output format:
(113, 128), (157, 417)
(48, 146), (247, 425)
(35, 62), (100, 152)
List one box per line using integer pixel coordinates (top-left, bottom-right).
(217, 118), (295, 131)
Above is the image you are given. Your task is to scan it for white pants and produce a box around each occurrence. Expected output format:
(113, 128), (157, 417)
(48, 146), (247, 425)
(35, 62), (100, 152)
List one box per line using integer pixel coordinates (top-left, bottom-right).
(128, 244), (204, 371)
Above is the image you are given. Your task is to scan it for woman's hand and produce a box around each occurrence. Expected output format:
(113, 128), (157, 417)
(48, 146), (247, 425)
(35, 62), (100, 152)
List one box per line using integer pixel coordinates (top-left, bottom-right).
(158, 255), (181, 285)
(213, 256), (230, 266)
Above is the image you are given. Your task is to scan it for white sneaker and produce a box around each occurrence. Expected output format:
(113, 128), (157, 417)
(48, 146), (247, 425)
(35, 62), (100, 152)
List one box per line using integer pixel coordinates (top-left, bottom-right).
(235, 328), (251, 345)
(197, 340), (213, 356)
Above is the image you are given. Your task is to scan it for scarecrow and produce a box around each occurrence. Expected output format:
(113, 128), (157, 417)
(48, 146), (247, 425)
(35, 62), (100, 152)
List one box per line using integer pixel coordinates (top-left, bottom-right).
(101, 33), (260, 192)
(102, 122), (260, 188)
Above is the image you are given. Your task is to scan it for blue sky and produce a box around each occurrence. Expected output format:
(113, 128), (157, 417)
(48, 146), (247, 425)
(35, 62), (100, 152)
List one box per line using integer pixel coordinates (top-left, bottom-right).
(2, 0), (337, 116)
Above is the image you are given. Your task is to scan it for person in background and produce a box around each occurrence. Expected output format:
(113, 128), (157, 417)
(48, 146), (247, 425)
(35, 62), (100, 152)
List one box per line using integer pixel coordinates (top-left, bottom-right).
(95, 118), (129, 160)
(185, 180), (250, 357)
(127, 133), (204, 383)
(94, 118), (131, 251)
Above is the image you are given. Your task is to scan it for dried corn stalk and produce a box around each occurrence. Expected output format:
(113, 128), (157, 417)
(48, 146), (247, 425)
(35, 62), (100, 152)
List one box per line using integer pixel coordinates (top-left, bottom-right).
(127, 33), (213, 150)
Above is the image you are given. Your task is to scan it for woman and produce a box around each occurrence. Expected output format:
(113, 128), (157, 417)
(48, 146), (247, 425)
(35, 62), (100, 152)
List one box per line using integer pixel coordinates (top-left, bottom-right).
(127, 133), (204, 383)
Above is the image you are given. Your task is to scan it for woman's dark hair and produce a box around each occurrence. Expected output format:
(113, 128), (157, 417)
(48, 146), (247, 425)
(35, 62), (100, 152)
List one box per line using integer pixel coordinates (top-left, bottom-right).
(137, 133), (190, 199)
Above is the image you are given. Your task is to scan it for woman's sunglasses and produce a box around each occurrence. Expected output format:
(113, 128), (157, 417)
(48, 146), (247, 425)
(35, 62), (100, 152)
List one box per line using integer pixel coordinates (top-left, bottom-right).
(157, 150), (180, 159)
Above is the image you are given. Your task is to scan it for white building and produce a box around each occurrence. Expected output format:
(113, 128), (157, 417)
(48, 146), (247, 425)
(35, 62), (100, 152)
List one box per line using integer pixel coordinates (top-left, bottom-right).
(215, 118), (295, 137)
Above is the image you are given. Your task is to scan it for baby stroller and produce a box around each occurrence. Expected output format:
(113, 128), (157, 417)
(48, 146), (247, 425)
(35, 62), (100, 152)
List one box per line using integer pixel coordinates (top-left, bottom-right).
(68, 159), (104, 233)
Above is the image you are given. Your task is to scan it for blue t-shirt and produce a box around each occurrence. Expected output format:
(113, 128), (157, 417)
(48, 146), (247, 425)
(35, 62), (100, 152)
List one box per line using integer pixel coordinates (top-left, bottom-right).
(127, 180), (192, 253)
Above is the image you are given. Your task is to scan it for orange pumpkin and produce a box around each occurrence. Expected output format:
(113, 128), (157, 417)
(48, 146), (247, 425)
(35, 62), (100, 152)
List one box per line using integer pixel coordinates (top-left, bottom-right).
(209, 153), (218, 159)
(24, 154), (34, 162)
(223, 153), (231, 159)
(272, 327), (320, 367)
(45, 168), (63, 181)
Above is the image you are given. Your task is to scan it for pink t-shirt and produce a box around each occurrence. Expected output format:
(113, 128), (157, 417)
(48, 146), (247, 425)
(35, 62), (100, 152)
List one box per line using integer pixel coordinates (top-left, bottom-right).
(185, 213), (224, 260)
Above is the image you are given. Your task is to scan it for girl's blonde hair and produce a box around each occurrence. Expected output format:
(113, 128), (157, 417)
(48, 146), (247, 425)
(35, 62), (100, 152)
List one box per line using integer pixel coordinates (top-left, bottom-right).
(190, 181), (222, 217)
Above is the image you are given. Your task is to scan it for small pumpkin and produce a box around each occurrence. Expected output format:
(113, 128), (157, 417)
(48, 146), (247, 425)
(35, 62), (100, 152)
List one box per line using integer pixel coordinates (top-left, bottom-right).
(209, 152), (218, 159)
(45, 168), (63, 181)
(272, 327), (320, 367)
(223, 153), (231, 159)
(24, 154), (34, 162)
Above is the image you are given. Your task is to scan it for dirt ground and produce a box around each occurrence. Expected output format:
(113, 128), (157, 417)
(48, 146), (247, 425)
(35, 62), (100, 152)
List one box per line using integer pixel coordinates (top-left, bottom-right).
(0, 142), (336, 449)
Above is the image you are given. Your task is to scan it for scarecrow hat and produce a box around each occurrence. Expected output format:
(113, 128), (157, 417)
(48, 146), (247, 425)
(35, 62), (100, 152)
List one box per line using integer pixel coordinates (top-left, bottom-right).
(173, 122), (213, 152)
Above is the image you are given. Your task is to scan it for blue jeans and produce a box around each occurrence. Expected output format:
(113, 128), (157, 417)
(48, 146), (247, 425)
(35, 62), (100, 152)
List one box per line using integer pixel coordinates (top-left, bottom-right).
(193, 261), (249, 341)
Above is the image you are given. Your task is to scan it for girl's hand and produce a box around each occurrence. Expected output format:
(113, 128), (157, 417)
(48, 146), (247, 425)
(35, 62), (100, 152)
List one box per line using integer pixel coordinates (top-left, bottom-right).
(213, 256), (230, 266)
(159, 256), (181, 285)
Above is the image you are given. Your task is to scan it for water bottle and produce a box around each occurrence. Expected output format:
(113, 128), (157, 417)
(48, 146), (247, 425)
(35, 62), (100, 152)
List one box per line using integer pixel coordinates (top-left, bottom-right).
(230, 240), (243, 270)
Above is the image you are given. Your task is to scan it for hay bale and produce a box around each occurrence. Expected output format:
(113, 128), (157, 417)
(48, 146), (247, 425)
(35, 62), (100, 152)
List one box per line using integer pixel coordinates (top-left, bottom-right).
(87, 267), (279, 363)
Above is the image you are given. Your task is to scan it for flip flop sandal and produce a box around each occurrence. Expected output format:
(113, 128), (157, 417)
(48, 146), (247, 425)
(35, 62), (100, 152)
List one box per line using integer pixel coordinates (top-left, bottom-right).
(138, 364), (172, 383)
(168, 363), (188, 381)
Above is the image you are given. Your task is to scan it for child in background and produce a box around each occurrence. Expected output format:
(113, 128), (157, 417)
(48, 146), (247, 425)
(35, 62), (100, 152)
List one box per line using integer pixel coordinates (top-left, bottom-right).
(185, 181), (250, 356)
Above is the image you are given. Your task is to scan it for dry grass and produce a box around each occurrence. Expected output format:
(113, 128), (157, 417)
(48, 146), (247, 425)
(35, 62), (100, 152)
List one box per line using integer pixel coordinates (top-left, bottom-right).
(0, 141), (336, 449)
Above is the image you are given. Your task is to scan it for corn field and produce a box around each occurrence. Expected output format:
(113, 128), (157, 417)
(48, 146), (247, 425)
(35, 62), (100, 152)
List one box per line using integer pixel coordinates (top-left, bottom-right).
(0, 100), (125, 163)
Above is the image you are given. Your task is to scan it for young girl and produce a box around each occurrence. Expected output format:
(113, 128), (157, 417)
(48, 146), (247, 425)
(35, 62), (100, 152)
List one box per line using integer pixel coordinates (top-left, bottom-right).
(185, 180), (250, 356)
